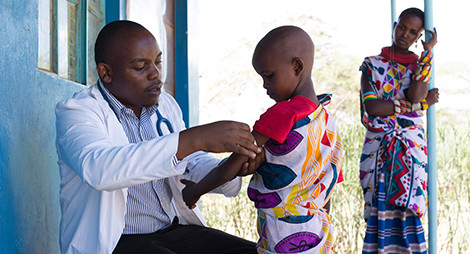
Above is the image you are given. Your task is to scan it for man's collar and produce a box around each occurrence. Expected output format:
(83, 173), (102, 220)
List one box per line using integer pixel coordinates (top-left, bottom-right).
(98, 79), (127, 120)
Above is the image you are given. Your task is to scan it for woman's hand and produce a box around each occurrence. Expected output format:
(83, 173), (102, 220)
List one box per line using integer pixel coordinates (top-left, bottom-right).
(421, 28), (437, 51)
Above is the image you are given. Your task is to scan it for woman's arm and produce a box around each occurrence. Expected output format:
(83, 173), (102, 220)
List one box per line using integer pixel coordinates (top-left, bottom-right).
(407, 28), (438, 103)
(407, 80), (429, 103)
(360, 73), (395, 117)
(361, 74), (438, 117)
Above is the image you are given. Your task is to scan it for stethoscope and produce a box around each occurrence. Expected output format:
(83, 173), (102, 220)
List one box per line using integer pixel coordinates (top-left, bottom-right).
(155, 108), (174, 136)
(98, 82), (174, 137)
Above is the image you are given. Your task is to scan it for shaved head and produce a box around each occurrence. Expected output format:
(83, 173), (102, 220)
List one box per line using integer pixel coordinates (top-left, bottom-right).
(94, 20), (152, 65)
(93, 20), (163, 117)
(253, 26), (315, 73)
(251, 26), (318, 103)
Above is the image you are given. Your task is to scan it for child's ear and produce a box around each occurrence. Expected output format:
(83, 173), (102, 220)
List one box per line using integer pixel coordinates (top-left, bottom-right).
(97, 63), (112, 83)
(291, 57), (304, 76)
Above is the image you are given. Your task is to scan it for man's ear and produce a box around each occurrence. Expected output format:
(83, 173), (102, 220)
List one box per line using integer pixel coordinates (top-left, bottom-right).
(292, 57), (304, 76)
(97, 63), (112, 83)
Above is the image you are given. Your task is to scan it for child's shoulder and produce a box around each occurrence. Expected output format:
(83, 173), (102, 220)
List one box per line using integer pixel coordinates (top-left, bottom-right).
(283, 95), (317, 109)
(265, 96), (318, 120)
(254, 96), (317, 144)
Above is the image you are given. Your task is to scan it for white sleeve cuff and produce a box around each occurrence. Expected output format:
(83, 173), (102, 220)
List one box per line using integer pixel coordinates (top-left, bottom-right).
(172, 155), (189, 175)
(219, 176), (242, 197)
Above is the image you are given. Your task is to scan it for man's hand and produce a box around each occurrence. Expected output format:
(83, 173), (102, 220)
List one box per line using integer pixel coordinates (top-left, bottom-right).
(180, 179), (199, 209)
(177, 121), (262, 160)
(237, 148), (266, 176)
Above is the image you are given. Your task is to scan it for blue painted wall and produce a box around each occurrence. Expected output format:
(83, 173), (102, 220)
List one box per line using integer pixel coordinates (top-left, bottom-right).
(0, 0), (84, 253)
(0, 1), (191, 253)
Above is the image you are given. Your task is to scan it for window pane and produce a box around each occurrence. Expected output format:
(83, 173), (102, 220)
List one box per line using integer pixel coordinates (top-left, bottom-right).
(57, 0), (80, 82)
(66, 1), (79, 82)
(57, 0), (68, 78)
(87, 3), (104, 85)
(88, 0), (102, 11)
(38, 0), (51, 70)
(40, 0), (105, 85)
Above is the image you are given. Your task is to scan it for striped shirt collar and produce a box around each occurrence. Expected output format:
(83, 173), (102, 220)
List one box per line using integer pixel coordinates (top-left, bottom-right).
(97, 79), (158, 121)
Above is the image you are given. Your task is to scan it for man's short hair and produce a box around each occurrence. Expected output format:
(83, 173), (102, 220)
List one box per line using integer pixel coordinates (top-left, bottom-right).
(94, 20), (147, 65)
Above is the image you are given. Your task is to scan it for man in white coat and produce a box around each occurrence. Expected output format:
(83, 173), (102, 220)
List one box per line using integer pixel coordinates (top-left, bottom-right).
(55, 20), (261, 254)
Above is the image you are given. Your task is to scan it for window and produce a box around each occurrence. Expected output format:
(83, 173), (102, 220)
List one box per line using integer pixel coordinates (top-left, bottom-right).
(38, 0), (105, 85)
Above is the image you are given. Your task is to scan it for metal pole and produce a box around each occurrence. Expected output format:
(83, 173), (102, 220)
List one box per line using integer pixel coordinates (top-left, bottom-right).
(423, 0), (437, 253)
(105, 0), (127, 24)
(174, 0), (190, 128)
(174, 0), (199, 128)
(390, 0), (396, 36)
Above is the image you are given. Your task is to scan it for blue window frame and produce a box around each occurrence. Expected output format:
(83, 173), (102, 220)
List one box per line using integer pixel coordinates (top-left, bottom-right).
(38, 0), (105, 85)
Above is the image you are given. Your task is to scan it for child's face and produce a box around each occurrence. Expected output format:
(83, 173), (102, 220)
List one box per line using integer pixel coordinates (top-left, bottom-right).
(392, 14), (423, 52)
(252, 48), (299, 103)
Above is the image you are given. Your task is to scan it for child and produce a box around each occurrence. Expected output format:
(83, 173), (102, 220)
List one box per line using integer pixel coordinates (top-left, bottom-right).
(182, 25), (343, 253)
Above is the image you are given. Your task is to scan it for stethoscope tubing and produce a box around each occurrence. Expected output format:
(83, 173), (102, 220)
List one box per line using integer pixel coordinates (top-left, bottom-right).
(98, 82), (174, 136)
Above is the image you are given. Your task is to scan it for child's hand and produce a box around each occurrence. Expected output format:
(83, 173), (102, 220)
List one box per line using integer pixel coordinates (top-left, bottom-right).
(421, 28), (437, 51)
(237, 148), (266, 176)
(180, 179), (199, 209)
(426, 88), (439, 106)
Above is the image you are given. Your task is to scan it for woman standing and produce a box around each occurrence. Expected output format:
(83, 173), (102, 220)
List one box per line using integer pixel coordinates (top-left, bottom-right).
(359, 7), (439, 253)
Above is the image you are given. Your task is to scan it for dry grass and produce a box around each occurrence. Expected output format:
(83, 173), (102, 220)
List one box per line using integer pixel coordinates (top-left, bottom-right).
(198, 51), (470, 252)
(200, 119), (470, 253)
(197, 11), (470, 252)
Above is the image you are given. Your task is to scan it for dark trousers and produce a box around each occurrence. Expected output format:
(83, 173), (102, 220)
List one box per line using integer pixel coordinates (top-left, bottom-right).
(113, 218), (257, 254)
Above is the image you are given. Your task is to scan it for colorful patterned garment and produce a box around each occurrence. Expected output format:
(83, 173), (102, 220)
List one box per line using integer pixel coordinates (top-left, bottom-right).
(359, 47), (428, 254)
(249, 95), (343, 254)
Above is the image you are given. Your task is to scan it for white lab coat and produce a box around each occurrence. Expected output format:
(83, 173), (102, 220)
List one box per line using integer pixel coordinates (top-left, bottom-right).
(55, 84), (242, 254)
